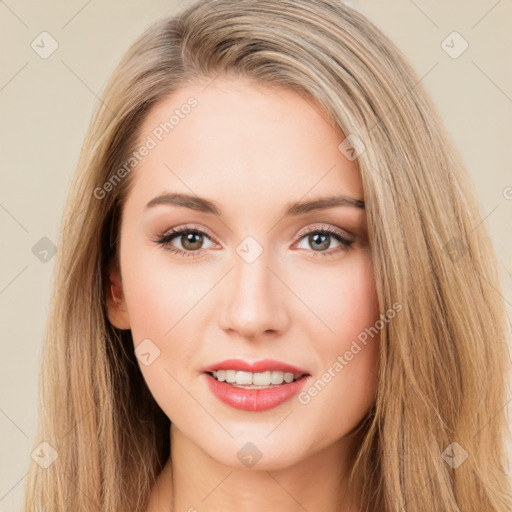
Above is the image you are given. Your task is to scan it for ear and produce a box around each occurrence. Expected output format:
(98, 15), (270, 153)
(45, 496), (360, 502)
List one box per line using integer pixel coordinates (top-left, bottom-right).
(105, 261), (131, 330)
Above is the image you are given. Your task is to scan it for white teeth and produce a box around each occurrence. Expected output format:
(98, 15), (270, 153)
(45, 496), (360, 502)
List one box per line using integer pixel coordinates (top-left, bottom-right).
(211, 370), (302, 386)
(235, 371), (253, 385)
(254, 371), (271, 385)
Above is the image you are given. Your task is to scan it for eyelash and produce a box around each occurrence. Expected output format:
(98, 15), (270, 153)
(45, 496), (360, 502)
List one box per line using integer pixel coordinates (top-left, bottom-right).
(153, 223), (355, 259)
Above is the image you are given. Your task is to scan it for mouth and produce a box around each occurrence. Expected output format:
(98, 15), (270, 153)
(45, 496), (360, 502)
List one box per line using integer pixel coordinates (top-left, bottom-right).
(203, 368), (311, 412)
(202, 359), (311, 411)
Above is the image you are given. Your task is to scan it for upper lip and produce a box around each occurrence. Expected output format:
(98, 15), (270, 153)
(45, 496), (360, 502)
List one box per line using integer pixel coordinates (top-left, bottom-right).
(201, 358), (309, 375)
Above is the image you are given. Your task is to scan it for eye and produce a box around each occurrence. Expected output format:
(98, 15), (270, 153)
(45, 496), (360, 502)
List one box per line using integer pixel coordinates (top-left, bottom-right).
(153, 223), (355, 259)
(294, 224), (354, 257)
(153, 225), (216, 258)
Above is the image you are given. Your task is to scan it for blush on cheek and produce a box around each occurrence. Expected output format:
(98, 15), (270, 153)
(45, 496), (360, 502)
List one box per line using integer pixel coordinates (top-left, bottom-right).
(311, 261), (378, 343)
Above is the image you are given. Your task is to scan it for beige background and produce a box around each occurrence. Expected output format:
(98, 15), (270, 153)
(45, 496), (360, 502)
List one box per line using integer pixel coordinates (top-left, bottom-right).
(1, 1), (511, 509)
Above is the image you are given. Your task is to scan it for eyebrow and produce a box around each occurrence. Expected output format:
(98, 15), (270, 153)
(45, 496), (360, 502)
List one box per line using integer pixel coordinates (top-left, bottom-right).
(145, 192), (365, 216)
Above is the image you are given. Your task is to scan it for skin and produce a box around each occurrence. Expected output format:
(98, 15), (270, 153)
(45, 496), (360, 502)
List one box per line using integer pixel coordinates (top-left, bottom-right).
(106, 78), (380, 512)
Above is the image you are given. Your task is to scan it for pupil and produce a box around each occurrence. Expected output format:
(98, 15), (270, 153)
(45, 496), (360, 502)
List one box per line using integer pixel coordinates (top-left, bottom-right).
(183, 232), (202, 250)
(311, 233), (329, 251)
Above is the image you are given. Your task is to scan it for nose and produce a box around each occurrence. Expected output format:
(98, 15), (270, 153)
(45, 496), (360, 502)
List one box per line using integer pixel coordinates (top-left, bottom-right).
(218, 245), (290, 341)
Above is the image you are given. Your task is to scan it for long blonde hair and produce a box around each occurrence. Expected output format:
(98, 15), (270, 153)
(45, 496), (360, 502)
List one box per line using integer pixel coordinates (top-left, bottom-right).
(23, 1), (512, 510)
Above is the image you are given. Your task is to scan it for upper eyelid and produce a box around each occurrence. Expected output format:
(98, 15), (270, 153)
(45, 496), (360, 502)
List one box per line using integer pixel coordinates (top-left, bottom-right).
(295, 223), (352, 239)
(167, 224), (219, 244)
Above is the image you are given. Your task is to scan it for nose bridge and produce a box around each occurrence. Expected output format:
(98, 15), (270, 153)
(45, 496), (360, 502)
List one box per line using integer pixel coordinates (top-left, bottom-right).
(218, 237), (288, 338)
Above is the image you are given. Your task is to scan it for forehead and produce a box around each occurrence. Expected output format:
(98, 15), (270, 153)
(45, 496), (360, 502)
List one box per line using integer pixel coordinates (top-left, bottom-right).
(125, 78), (363, 215)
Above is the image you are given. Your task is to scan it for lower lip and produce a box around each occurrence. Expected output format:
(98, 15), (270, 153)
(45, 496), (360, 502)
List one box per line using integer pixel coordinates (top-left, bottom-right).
(204, 373), (310, 411)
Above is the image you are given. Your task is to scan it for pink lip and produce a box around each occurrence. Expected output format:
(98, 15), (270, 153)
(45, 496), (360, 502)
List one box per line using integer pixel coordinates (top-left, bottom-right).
(201, 358), (309, 375)
(204, 373), (311, 412)
(201, 359), (311, 412)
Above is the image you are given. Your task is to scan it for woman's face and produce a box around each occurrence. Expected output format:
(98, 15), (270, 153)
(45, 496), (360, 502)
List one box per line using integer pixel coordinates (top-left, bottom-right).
(108, 78), (380, 470)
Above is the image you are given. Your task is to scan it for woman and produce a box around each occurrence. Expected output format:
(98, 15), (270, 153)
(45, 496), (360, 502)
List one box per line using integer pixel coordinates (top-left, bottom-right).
(23, 0), (512, 511)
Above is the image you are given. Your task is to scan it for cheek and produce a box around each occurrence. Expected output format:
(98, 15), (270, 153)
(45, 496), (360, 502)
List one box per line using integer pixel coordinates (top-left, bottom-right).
(294, 253), (379, 427)
(120, 244), (216, 391)
(293, 251), (378, 342)
(332, 258), (378, 341)
(121, 245), (211, 342)
(120, 247), (208, 423)
(324, 254), (380, 383)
